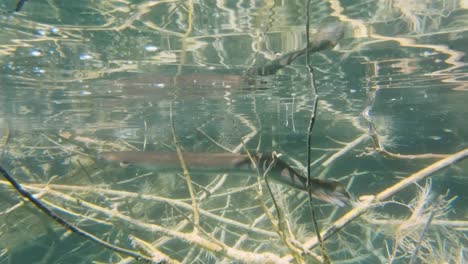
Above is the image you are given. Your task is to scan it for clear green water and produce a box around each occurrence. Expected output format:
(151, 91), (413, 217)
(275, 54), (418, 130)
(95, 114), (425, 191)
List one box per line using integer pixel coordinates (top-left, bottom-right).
(0, 1), (467, 263)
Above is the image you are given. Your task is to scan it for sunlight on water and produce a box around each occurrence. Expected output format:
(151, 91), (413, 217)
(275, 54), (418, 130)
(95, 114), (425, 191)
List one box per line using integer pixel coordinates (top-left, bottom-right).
(0, 0), (467, 263)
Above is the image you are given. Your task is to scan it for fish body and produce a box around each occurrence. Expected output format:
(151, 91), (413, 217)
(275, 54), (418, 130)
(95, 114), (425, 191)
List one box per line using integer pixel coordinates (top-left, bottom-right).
(100, 151), (251, 170)
(100, 151), (350, 206)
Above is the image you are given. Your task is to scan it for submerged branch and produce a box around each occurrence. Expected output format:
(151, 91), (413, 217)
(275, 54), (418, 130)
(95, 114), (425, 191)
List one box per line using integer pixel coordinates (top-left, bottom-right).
(0, 181), (278, 238)
(129, 235), (180, 264)
(282, 148), (468, 262)
(376, 149), (450, 160)
(0, 165), (155, 263)
(364, 218), (468, 229)
(0, 177), (286, 263)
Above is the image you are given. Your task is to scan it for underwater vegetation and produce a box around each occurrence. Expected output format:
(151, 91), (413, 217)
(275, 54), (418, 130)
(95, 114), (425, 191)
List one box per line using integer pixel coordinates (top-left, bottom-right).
(1, 0), (467, 263)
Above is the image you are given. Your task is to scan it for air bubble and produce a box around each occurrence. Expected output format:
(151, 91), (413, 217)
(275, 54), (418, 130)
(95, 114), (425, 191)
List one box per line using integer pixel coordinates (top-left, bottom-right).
(144, 45), (158, 52)
(29, 50), (42, 57)
(35, 29), (46, 36)
(50, 27), (59, 34)
(79, 54), (93, 60)
(32, 67), (45, 74)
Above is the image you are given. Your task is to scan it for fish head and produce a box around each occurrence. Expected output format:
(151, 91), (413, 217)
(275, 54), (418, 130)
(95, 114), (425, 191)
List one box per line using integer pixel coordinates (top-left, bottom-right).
(98, 151), (134, 168)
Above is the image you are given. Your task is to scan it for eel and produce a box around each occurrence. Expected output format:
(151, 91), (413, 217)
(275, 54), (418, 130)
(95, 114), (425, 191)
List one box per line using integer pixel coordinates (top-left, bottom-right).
(100, 151), (350, 207)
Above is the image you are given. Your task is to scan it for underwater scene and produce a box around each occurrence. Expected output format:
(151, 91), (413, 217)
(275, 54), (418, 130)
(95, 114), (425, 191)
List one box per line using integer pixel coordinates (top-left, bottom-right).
(0, 0), (467, 263)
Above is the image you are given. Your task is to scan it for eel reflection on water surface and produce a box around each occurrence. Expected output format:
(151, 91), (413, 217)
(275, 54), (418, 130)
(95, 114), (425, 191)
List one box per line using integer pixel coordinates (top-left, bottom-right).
(110, 22), (344, 96)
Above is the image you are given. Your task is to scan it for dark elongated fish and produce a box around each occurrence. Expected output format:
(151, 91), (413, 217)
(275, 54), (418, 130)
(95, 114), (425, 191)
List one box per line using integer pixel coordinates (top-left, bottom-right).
(100, 151), (350, 207)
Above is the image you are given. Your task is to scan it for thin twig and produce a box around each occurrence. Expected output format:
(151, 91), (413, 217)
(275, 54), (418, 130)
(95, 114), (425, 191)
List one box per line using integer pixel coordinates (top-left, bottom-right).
(143, 120), (148, 151)
(176, 0), (193, 74)
(116, 172), (154, 185)
(169, 102), (200, 233)
(321, 134), (369, 167)
(41, 133), (93, 158)
(196, 128), (234, 153)
(409, 208), (435, 264)
(242, 147), (280, 233)
(76, 159), (94, 183)
(377, 149), (450, 160)
(304, 0), (329, 262)
(364, 218), (468, 228)
(263, 153), (306, 263)
(167, 202), (228, 253)
(233, 114), (258, 153)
